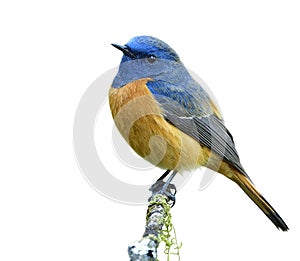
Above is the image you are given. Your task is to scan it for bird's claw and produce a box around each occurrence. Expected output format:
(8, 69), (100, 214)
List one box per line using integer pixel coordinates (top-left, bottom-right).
(149, 180), (177, 207)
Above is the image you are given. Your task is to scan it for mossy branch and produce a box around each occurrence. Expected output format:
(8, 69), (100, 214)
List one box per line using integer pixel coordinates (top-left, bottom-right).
(128, 182), (181, 261)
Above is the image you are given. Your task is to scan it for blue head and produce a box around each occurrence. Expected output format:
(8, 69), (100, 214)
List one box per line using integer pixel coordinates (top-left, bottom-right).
(111, 36), (191, 88)
(114, 36), (180, 63)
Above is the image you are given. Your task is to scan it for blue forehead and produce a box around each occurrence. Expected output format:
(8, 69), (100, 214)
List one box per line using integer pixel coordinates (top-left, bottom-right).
(124, 36), (180, 61)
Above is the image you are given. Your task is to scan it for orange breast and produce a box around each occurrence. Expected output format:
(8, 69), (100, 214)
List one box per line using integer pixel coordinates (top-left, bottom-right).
(109, 78), (206, 171)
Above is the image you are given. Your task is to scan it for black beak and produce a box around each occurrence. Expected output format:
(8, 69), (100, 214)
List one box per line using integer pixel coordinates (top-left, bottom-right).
(111, 43), (136, 58)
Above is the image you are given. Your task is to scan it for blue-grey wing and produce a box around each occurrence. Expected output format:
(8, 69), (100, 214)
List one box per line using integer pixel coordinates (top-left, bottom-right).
(146, 80), (248, 177)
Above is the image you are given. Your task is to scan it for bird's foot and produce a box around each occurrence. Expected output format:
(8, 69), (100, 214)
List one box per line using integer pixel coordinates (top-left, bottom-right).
(149, 171), (177, 207)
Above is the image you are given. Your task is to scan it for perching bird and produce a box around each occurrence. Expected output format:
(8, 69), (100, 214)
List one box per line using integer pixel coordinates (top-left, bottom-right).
(109, 35), (288, 231)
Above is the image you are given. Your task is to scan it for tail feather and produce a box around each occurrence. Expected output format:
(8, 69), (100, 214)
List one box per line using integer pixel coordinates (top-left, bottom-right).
(234, 172), (289, 231)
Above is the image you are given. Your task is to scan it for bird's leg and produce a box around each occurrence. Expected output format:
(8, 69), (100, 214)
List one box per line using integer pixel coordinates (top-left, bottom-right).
(157, 169), (171, 182)
(149, 170), (177, 207)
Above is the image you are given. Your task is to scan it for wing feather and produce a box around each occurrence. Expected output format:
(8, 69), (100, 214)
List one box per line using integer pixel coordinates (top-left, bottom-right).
(146, 80), (248, 177)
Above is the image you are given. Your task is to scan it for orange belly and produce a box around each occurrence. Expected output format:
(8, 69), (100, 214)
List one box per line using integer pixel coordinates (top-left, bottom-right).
(109, 78), (209, 171)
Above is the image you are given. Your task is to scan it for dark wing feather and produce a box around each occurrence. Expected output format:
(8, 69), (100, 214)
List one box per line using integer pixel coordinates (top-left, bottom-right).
(146, 80), (248, 177)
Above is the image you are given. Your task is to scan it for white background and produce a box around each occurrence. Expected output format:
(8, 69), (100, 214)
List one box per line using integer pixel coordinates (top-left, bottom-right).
(1, 0), (299, 260)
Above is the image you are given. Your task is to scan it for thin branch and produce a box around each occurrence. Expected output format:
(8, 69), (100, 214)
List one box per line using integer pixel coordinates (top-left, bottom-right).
(128, 181), (180, 260)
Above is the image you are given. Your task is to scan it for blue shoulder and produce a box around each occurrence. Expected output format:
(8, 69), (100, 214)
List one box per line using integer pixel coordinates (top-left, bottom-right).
(146, 80), (212, 116)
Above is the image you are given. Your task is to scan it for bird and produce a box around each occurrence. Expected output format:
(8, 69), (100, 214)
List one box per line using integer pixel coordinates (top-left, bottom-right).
(109, 35), (289, 231)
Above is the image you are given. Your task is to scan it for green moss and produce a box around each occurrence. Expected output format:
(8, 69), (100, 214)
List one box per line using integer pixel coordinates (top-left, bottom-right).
(147, 194), (182, 261)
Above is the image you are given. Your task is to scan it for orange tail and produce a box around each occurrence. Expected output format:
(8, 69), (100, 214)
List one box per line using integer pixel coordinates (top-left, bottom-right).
(233, 172), (289, 231)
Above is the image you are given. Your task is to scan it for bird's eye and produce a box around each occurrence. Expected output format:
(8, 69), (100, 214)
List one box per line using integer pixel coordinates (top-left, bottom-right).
(147, 55), (157, 64)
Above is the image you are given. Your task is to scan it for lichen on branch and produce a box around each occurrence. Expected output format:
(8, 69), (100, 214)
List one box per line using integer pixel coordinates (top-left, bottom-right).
(128, 190), (181, 261)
